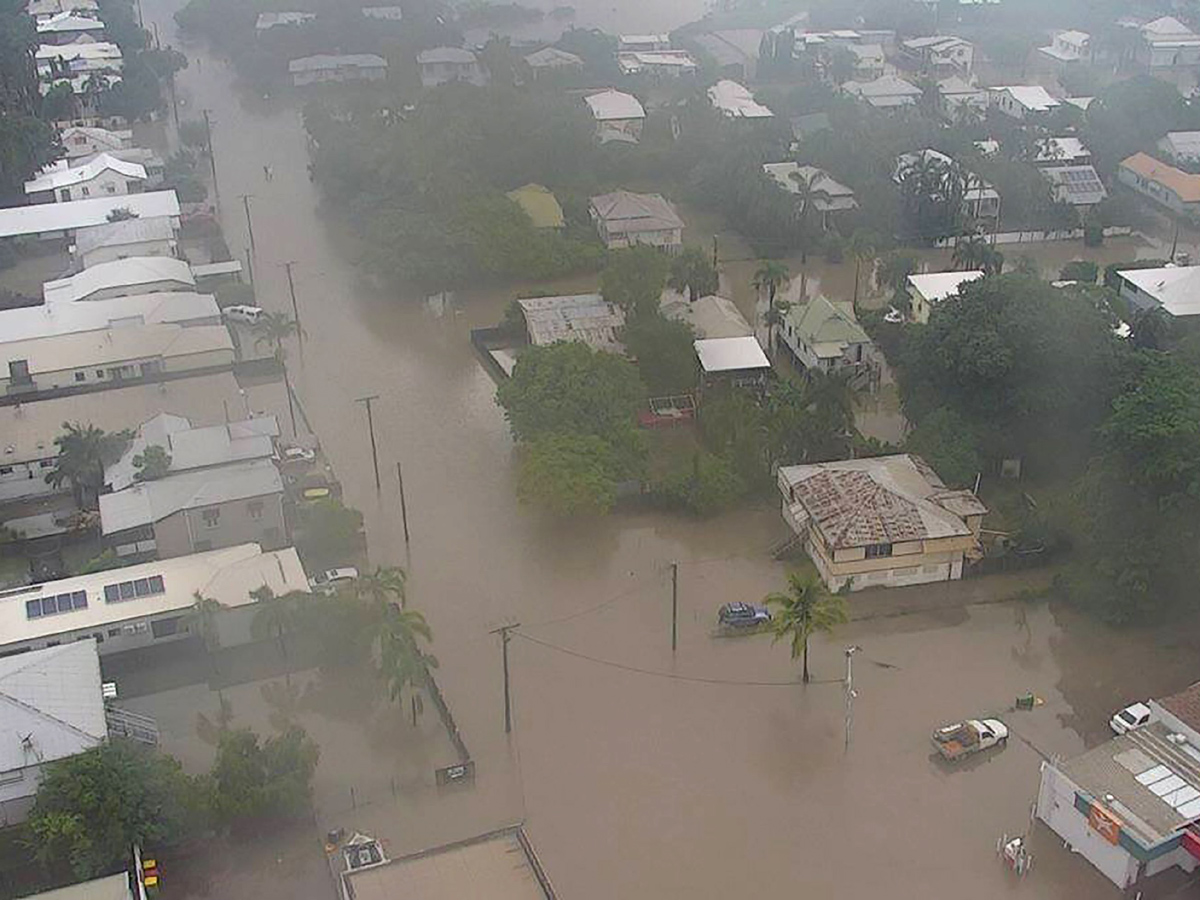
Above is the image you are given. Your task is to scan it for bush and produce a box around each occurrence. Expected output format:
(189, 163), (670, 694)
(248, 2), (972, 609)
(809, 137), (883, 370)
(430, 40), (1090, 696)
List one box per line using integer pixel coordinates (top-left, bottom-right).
(1059, 260), (1099, 284)
(1083, 221), (1103, 247)
(651, 451), (746, 515)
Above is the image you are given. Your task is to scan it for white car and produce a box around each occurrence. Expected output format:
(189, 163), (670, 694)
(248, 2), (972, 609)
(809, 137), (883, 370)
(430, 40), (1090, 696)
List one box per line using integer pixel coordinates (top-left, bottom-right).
(883, 307), (905, 324)
(278, 446), (316, 465)
(1111, 702), (1152, 735)
(309, 567), (359, 593)
(222, 304), (265, 325)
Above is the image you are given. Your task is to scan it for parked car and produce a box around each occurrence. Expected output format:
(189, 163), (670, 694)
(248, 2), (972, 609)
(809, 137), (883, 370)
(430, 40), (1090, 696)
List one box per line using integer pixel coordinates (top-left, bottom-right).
(931, 718), (1008, 761)
(717, 602), (772, 629)
(222, 305), (265, 325)
(1111, 701), (1152, 735)
(277, 446), (317, 465)
(309, 567), (359, 593)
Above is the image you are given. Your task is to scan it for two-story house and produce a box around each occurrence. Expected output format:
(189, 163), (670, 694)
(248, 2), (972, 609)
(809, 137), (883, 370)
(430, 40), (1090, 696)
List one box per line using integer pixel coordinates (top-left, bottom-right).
(777, 454), (986, 592)
(289, 54), (388, 87)
(99, 457), (286, 559)
(588, 190), (684, 251)
(1137, 16), (1200, 69)
(24, 153), (147, 203)
(584, 89), (645, 143)
(416, 47), (487, 87)
(778, 296), (873, 371)
(900, 34), (974, 75)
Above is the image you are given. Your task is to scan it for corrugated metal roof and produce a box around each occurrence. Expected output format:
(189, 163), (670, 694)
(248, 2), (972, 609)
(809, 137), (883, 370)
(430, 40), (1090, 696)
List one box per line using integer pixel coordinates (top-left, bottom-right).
(43, 256), (195, 304)
(589, 190), (683, 233)
(25, 152), (146, 194)
(0, 191), (179, 239)
(694, 336), (770, 372)
(517, 294), (624, 352)
(289, 54), (387, 72)
(0, 291), (217, 345)
(73, 215), (175, 254)
(583, 89), (644, 121)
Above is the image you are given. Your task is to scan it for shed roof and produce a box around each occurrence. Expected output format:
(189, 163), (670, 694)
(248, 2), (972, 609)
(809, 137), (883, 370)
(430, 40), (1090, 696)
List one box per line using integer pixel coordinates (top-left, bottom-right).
(583, 89), (644, 121)
(778, 454), (985, 549)
(505, 184), (564, 228)
(694, 336), (770, 372)
(100, 458), (283, 533)
(43, 256), (195, 304)
(0, 191), (179, 239)
(1121, 152), (1200, 203)
(0, 543), (307, 648)
(0, 641), (105, 772)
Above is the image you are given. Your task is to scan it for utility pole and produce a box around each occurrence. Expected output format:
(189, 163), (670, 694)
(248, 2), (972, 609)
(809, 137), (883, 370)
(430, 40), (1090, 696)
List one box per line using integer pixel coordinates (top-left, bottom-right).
(201, 109), (220, 204)
(283, 365), (298, 437)
(844, 645), (861, 751)
(282, 261), (303, 348)
(712, 235), (719, 270)
(1171, 215), (1181, 261)
(490, 624), (520, 734)
(355, 395), (381, 491)
(240, 194), (255, 254)
(244, 247), (253, 285)
(396, 462), (410, 543)
(670, 562), (678, 652)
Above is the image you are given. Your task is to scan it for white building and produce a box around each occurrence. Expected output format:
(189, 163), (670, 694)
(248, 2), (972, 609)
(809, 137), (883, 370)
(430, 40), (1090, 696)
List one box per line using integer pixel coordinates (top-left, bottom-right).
(588, 190), (683, 251)
(255, 11), (315, 31)
(1137, 16), (1200, 69)
(523, 46), (583, 75)
(618, 34), (670, 52)
(43, 256), (195, 304)
(1039, 29), (1091, 64)
(1, 323), (235, 395)
(36, 42), (123, 95)
(58, 125), (132, 159)
(0, 543), (309, 657)
(907, 270), (984, 323)
(72, 216), (178, 268)
(694, 336), (771, 390)
(616, 50), (698, 76)
(1033, 136), (1091, 167)
(1114, 264), (1200, 318)
(583, 89), (645, 143)
(1158, 131), (1200, 166)
(1037, 681), (1200, 890)
(361, 6), (403, 20)
(416, 48), (486, 87)
(937, 76), (986, 116)
(708, 80), (773, 118)
(762, 162), (856, 228)
(900, 34), (974, 75)
(988, 84), (1061, 119)
(661, 294), (753, 339)
(842, 74), (922, 109)
(0, 642), (106, 826)
(289, 54), (388, 87)
(1042, 166), (1107, 208)
(35, 11), (104, 45)
(24, 153), (147, 204)
(778, 295), (872, 371)
(0, 292), (217, 349)
(844, 43), (886, 79)
(0, 190), (179, 241)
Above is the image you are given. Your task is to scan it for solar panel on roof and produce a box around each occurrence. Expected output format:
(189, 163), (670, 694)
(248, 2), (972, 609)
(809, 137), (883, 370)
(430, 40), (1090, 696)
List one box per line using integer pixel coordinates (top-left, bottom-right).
(1177, 797), (1200, 819)
(1166, 785), (1199, 807)
(1150, 774), (1187, 796)
(1138, 764), (1173, 784)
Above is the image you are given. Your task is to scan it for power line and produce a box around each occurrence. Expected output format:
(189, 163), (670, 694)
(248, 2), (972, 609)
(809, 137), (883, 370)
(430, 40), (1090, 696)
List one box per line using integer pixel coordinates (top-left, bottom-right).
(512, 631), (805, 687)
(521, 578), (657, 631)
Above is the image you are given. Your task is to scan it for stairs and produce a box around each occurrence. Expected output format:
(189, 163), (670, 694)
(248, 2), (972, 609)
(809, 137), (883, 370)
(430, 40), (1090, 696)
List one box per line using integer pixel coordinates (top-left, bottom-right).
(106, 707), (159, 746)
(770, 532), (806, 560)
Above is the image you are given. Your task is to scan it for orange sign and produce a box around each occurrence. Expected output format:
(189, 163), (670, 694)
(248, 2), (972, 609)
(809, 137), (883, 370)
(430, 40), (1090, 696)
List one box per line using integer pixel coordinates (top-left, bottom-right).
(1088, 805), (1121, 844)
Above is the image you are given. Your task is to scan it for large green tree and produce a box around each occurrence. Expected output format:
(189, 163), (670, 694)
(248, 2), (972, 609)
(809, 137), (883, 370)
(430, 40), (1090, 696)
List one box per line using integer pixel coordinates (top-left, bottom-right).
(209, 726), (320, 833)
(45, 422), (132, 506)
(29, 742), (205, 879)
(904, 407), (980, 488)
(517, 431), (621, 515)
(600, 246), (670, 318)
(622, 312), (698, 395)
(667, 246), (718, 302)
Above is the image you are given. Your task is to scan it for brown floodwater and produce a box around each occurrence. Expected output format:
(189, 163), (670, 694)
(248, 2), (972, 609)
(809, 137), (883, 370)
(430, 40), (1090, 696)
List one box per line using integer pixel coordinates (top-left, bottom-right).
(136, 3), (1200, 896)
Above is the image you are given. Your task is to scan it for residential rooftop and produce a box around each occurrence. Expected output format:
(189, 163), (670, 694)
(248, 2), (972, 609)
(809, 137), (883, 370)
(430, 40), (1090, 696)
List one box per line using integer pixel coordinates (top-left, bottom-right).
(694, 336), (770, 372)
(762, 163), (856, 210)
(907, 270), (985, 302)
(0, 291), (218, 345)
(255, 10), (315, 29)
(583, 89), (644, 121)
(43, 256), (195, 304)
(1121, 152), (1200, 203)
(661, 294), (753, 339)
(25, 152), (145, 194)
(416, 47), (477, 65)
(517, 294), (624, 354)
(0, 191), (179, 239)
(1042, 165), (1107, 205)
(991, 84), (1060, 112)
(0, 323), (233, 378)
(0, 543), (307, 649)
(73, 215), (176, 255)
(778, 454), (986, 549)
(1118, 264), (1200, 317)
(708, 79), (773, 118)
(0, 641), (106, 773)
(288, 54), (387, 72)
(18, 873), (132, 900)
(523, 46), (582, 68)
(1159, 681), (1200, 735)
(100, 457), (283, 534)
(35, 10), (103, 32)
(590, 190), (683, 233)
(786, 296), (869, 359)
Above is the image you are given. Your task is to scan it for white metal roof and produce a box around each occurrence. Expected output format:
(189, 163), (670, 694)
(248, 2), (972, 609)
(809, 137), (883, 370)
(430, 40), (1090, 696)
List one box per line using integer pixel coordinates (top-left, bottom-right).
(1034, 136), (1088, 162)
(100, 457), (283, 533)
(73, 215), (176, 254)
(708, 80), (773, 118)
(0, 191), (179, 239)
(255, 11), (315, 29)
(1118, 265), (1200, 317)
(584, 89), (644, 121)
(0, 291), (217, 345)
(907, 270), (984, 302)
(36, 41), (121, 62)
(106, 412), (279, 491)
(289, 53), (387, 72)
(1160, 131), (1200, 158)
(416, 47), (476, 65)
(0, 544), (308, 648)
(991, 85), (1060, 112)
(59, 125), (131, 155)
(25, 152), (146, 194)
(0, 641), (106, 772)
(35, 10), (103, 32)
(0, 323), (233, 376)
(524, 46), (582, 67)
(361, 6), (403, 19)
(694, 336), (770, 372)
(18, 875), (132, 900)
(43, 256), (195, 304)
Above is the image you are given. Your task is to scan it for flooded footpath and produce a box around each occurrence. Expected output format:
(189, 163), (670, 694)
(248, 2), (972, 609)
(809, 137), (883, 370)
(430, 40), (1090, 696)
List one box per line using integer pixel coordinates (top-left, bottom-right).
(134, 3), (1200, 896)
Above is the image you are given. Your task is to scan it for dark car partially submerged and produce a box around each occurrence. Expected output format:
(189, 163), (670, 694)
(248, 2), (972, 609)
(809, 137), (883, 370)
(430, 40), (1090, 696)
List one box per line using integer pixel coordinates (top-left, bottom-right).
(718, 602), (772, 628)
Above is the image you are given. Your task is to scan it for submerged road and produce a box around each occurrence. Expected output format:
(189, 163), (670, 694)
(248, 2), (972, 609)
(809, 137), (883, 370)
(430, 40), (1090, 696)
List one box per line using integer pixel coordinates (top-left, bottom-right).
(133, 7), (1148, 897)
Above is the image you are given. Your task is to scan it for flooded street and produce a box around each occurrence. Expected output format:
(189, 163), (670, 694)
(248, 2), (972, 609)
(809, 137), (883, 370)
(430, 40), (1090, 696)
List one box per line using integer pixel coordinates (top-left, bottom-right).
(132, 5), (1200, 897)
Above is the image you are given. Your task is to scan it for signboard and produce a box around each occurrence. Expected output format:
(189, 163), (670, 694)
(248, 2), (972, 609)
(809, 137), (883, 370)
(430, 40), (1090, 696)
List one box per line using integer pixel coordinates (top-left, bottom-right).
(435, 760), (475, 787)
(1088, 805), (1121, 845)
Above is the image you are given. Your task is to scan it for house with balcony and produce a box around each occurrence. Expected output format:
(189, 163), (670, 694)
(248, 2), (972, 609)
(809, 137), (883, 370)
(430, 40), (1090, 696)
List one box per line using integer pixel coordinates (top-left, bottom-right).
(100, 457), (286, 559)
(416, 47), (486, 87)
(588, 190), (683, 251)
(777, 454), (986, 592)
(900, 34), (974, 75)
(778, 296), (873, 372)
(1038, 29), (1091, 65)
(1037, 681), (1200, 890)
(762, 162), (857, 229)
(1136, 16), (1200, 69)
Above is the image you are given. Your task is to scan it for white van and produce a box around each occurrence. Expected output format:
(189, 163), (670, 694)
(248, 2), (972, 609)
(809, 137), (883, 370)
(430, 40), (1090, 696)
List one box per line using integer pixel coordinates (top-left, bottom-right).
(222, 305), (265, 325)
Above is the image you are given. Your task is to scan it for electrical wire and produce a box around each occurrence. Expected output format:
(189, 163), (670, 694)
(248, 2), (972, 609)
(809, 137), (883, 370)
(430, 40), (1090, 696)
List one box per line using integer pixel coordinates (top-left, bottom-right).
(512, 630), (806, 687)
(521, 579), (657, 631)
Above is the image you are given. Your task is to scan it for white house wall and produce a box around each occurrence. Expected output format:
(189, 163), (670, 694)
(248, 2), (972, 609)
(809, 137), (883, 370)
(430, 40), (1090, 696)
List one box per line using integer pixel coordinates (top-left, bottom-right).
(0, 767), (38, 826)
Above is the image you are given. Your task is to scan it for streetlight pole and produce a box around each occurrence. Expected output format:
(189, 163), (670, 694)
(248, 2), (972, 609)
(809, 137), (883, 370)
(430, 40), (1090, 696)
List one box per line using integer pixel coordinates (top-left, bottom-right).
(355, 395), (382, 491)
(282, 261), (303, 351)
(844, 645), (861, 751)
(201, 109), (220, 205)
(239, 194), (255, 254)
(490, 623), (520, 734)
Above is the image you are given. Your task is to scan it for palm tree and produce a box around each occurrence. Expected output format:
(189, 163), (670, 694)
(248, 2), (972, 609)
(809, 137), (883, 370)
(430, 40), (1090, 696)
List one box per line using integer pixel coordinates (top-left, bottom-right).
(787, 171), (817, 297)
(761, 300), (792, 358)
(378, 606), (438, 724)
(189, 591), (227, 676)
(249, 585), (310, 661)
(753, 260), (790, 352)
(354, 566), (407, 610)
(44, 422), (132, 507)
(765, 571), (848, 683)
(252, 311), (302, 362)
(847, 231), (877, 311)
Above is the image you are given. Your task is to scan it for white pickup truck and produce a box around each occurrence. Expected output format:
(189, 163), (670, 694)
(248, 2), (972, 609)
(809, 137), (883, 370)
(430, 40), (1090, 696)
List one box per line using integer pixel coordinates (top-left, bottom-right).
(931, 719), (1008, 761)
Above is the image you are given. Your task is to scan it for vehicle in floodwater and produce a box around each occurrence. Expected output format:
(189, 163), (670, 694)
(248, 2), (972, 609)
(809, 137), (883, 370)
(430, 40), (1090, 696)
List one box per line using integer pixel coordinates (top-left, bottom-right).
(932, 719), (1009, 761)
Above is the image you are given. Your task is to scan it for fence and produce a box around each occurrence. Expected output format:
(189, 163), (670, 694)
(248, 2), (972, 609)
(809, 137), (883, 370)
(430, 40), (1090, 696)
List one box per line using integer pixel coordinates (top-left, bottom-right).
(933, 226), (1133, 248)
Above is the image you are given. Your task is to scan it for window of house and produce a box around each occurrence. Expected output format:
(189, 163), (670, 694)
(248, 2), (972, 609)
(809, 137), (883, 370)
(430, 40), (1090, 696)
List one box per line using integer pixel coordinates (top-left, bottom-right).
(865, 543), (893, 559)
(80, 186), (90, 196)
(247, 500), (264, 520)
(40, 459), (54, 468)
(74, 371), (85, 382)
(0, 769), (22, 786)
(108, 628), (121, 637)
(201, 507), (220, 528)
(0, 467), (11, 476)
(96, 369), (105, 378)
(59, 188), (71, 202)
(151, 617), (180, 638)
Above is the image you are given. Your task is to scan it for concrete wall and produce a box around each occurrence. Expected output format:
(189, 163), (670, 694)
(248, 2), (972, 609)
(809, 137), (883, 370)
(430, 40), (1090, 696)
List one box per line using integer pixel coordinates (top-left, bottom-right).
(1036, 763), (1140, 888)
(800, 521), (967, 592)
